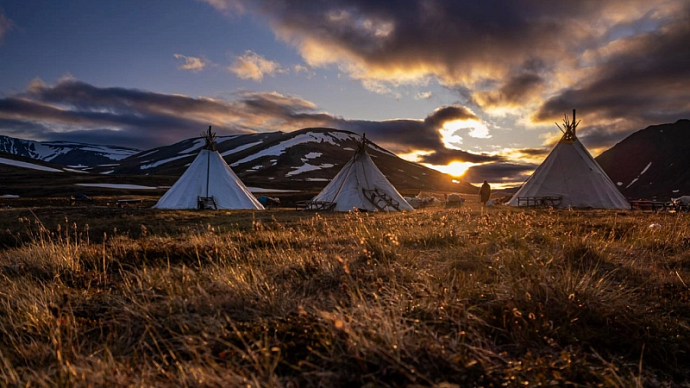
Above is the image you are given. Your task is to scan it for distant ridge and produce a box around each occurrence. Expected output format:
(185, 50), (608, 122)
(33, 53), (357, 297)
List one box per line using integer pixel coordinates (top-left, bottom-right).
(596, 119), (690, 200)
(114, 128), (475, 193)
(0, 128), (476, 194)
(0, 135), (139, 166)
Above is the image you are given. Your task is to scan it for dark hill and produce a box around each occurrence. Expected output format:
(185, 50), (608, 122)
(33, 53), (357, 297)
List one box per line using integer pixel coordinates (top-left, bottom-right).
(596, 119), (690, 200)
(107, 128), (476, 194)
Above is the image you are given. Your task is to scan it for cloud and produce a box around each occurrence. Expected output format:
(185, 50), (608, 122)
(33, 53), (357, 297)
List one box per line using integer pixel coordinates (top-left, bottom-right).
(423, 106), (477, 128)
(297, 105), (483, 156)
(463, 162), (536, 185)
(197, 0), (244, 14)
(417, 148), (502, 165)
(0, 9), (14, 40)
(514, 148), (549, 157)
(361, 79), (392, 95)
(414, 91), (432, 100)
(173, 54), (208, 72)
(0, 79), (488, 160)
(228, 50), (284, 81)
(204, 0), (687, 151)
(532, 4), (690, 147)
(0, 78), (541, 182)
(0, 79), (311, 148)
(474, 72), (545, 109)
(211, 1), (672, 91)
(292, 64), (315, 78)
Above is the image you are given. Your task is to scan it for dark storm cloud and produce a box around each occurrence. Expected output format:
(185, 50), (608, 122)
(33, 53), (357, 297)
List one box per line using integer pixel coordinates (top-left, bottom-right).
(0, 80), (294, 148)
(0, 80), (482, 160)
(515, 148), (548, 157)
(423, 106), (476, 128)
(336, 105), (478, 154)
(204, 0), (666, 99)
(0, 118), (50, 138)
(253, 0), (589, 74)
(474, 72), (545, 108)
(463, 162), (536, 184)
(417, 148), (502, 165)
(337, 119), (436, 151)
(534, 4), (690, 147)
(202, 0), (688, 156)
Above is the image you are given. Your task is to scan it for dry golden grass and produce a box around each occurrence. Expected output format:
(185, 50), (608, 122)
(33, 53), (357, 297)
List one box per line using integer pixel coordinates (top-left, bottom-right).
(0, 203), (689, 387)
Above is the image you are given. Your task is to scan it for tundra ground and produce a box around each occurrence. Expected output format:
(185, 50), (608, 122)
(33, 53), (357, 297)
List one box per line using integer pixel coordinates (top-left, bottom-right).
(0, 202), (689, 387)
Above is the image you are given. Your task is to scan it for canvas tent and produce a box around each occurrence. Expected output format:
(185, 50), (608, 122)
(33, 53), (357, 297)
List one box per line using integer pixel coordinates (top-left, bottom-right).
(508, 110), (629, 209)
(154, 127), (264, 210)
(310, 135), (414, 212)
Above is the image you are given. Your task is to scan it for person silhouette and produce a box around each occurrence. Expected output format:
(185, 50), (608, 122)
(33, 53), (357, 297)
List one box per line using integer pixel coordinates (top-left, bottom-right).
(479, 180), (491, 205)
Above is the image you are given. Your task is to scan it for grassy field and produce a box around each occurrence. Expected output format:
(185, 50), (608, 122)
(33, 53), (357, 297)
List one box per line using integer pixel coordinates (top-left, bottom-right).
(0, 201), (689, 387)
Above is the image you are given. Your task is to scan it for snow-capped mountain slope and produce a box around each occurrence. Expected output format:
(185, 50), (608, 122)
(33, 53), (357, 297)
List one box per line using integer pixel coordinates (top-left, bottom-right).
(0, 129), (475, 194)
(0, 135), (139, 166)
(596, 119), (690, 200)
(108, 128), (474, 193)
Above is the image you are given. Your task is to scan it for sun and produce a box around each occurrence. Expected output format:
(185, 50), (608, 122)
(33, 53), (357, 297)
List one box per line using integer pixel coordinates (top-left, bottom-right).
(428, 161), (475, 177)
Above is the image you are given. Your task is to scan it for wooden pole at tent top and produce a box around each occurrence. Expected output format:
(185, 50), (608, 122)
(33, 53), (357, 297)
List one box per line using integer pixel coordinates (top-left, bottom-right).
(572, 109), (576, 137)
(206, 126), (211, 197)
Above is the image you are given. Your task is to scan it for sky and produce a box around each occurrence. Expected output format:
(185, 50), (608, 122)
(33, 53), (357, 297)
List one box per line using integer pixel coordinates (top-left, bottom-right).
(0, 0), (688, 186)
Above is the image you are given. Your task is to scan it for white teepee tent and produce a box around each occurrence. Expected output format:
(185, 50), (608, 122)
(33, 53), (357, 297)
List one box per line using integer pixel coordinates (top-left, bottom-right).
(311, 135), (414, 212)
(508, 110), (629, 209)
(154, 127), (264, 210)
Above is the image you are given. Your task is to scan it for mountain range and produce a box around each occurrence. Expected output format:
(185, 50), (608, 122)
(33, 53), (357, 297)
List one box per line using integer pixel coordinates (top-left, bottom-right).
(1, 120), (688, 200)
(0, 135), (138, 166)
(0, 128), (475, 197)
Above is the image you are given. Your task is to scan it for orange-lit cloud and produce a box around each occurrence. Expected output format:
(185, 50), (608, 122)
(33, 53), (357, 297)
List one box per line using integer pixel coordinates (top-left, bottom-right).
(532, 4), (690, 149)
(173, 54), (208, 72)
(228, 51), (284, 82)
(0, 79), (496, 164)
(202, 0), (688, 154)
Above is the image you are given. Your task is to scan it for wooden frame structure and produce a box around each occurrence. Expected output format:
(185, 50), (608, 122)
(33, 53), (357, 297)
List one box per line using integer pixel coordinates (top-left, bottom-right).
(516, 196), (563, 207)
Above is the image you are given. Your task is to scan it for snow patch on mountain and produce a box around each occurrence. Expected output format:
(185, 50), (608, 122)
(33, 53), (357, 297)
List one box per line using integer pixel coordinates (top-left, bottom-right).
(179, 139), (206, 154)
(0, 157), (63, 172)
(626, 162), (652, 188)
(141, 154), (193, 169)
(285, 163), (335, 177)
(221, 141), (263, 157)
(63, 168), (89, 174)
(329, 132), (359, 142)
(640, 162), (652, 175)
(231, 133), (333, 166)
(303, 152), (322, 160)
(76, 146), (137, 160)
(367, 143), (396, 157)
(137, 149), (160, 159)
(217, 135), (239, 143)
